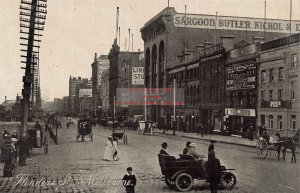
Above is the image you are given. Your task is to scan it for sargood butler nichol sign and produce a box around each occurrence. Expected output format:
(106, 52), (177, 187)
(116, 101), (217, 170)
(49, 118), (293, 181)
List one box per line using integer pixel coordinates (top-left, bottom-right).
(174, 14), (300, 33)
(132, 67), (144, 85)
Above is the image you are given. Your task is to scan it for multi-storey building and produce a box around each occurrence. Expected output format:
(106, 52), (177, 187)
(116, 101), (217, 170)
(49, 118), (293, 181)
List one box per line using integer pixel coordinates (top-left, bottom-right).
(91, 53), (109, 116)
(224, 40), (261, 136)
(99, 69), (110, 115)
(141, 7), (294, 123)
(108, 39), (144, 119)
(258, 33), (300, 136)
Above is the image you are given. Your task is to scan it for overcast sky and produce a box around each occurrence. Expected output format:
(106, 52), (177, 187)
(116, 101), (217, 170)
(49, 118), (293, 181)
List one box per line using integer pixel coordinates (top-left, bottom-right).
(1, 0), (299, 102)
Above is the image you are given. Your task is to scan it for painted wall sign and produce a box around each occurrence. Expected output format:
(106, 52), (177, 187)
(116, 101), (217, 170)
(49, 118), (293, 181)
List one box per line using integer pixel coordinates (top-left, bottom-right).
(174, 14), (300, 33)
(132, 67), (144, 85)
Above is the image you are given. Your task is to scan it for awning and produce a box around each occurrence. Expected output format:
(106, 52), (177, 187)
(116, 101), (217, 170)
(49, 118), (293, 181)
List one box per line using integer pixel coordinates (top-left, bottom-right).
(187, 63), (199, 69)
(168, 67), (185, 74)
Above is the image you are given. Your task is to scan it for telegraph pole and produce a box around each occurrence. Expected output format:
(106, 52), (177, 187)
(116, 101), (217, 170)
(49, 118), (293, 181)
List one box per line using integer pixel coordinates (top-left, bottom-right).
(19, 0), (47, 166)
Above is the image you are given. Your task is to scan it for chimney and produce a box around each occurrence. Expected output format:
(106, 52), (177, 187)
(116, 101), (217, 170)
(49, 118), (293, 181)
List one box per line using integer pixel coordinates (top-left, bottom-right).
(221, 35), (235, 50)
(138, 49), (140, 52)
(253, 36), (265, 43)
(204, 41), (215, 48)
(94, 53), (97, 62)
(196, 44), (205, 57)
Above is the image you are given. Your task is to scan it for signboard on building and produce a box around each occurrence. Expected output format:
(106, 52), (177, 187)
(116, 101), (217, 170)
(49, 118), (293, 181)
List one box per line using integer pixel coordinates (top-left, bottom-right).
(270, 101), (281, 108)
(132, 67), (144, 85)
(225, 108), (256, 117)
(79, 88), (92, 97)
(173, 14), (300, 33)
(226, 63), (256, 90)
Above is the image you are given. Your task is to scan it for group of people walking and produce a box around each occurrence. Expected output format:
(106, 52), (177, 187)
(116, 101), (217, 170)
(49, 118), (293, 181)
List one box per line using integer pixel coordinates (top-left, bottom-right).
(103, 135), (119, 161)
(159, 140), (221, 193)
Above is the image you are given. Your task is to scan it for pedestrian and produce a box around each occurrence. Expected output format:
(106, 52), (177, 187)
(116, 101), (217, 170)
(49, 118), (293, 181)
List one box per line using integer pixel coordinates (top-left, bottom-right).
(1, 134), (16, 177)
(122, 167), (137, 193)
(159, 142), (170, 155)
(196, 123), (200, 136)
(208, 140), (216, 159)
(183, 141), (191, 154)
(103, 136), (114, 161)
(207, 150), (221, 193)
(113, 137), (120, 161)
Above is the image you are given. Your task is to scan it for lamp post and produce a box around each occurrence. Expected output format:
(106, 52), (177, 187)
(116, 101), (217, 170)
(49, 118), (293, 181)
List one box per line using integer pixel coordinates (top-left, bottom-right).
(113, 96), (116, 121)
(173, 79), (176, 135)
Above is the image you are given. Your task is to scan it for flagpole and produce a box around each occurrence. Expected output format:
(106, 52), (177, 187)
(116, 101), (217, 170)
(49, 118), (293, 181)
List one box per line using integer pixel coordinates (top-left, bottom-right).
(290, 0), (292, 35)
(173, 79), (176, 135)
(264, 0), (266, 39)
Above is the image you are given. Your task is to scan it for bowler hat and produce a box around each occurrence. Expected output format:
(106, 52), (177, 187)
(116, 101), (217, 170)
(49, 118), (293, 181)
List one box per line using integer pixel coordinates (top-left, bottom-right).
(161, 142), (168, 147)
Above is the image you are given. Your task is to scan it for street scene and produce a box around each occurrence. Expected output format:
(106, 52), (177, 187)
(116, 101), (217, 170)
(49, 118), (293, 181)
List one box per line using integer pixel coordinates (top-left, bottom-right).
(0, 0), (300, 193)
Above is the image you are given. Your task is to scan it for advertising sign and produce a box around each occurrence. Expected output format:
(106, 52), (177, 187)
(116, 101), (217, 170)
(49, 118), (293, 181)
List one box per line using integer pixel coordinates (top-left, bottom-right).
(226, 63), (256, 90)
(225, 108), (256, 117)
(173, 14), (300, 33)
(132, 67), (144, 85)
(79, 88), (92, 97)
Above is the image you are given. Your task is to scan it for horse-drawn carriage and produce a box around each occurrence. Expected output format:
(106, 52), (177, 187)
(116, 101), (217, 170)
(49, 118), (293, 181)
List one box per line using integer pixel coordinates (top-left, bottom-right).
(256, 129), (299, 163)
(77, 119), (93, 142)
(112, 128), (128, 145)
(28, 123), (48, 154)
(158, 154), (237, 192)
(138, 121), (155, 135)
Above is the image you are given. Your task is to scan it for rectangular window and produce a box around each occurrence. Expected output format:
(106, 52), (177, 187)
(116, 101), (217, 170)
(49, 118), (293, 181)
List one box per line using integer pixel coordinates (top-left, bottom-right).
(291, 54), (297, 68)
(277, 115), (283, 130)
(261, 90), (265, 100)
(261, 114), (265, 126)
(291, 115), (296, 130)
(279, 67), (284, 81)
(270, 68), (274, 82)
(269, 90), (273, 100)
(278, 89), (283, 100)
(261, 70), (266, 82)
(269, 115), (274, 129)
(291, 81), (296, 100)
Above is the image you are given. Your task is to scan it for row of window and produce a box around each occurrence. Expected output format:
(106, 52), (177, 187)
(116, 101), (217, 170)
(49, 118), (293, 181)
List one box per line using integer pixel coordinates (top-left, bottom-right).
(261, 81), (296, 100)
(168, 63), (222, 82)
(261, 114), (297, 130)
(184, 85), (222, 105)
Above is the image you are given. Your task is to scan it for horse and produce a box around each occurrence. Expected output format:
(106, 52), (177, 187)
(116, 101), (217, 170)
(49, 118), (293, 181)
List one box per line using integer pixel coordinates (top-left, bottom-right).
(276, 129), (299, 163)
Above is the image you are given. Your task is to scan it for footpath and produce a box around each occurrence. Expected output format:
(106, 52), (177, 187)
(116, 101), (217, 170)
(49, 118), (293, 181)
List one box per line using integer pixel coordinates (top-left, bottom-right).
(154, 129), (256, 147)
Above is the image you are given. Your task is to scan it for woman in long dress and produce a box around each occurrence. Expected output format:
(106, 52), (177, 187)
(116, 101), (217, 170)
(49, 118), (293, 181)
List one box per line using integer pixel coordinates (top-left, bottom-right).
(104, 136), (114, 161)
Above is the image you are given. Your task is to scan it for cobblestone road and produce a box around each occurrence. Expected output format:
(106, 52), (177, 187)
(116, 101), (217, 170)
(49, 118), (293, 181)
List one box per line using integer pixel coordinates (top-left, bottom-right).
(0, 120), (299, 193)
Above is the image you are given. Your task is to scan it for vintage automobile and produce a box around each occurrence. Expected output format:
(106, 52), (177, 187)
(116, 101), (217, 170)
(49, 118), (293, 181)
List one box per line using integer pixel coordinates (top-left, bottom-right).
(158, 154), (237, 192)
(77, 119), (93, 142)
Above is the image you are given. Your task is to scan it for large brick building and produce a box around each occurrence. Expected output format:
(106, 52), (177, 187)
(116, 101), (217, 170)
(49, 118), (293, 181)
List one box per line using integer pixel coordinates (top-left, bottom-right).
(108, 39), (144, 119)
(91, 53), (109, 116)
(258, 33), (300, 136)
(141, 6), (299, 131)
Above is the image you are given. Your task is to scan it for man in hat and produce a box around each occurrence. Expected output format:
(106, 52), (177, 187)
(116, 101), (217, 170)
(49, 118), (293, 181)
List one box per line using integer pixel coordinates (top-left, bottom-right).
(183, 141), (191, 155)
(1, 134), (16, 177)
(208, 140), (217, 159)
(207, 150), (221, 193)
(159, 142), (169, 155)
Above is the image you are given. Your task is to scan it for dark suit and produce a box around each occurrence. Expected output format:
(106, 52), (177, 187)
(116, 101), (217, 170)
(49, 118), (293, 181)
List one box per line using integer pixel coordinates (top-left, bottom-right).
(159, 148), (169, 155)
(207, 157), (221, 193)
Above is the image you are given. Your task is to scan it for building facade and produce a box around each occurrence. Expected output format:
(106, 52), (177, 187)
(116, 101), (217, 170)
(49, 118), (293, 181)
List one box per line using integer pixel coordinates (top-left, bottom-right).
(99, 69), (110, 114)
(258, 33), (300, 136)
(224, 41), (260, 136)
(141, 7), (292, 124)
(108, 39), (144, 119)
(91, 53), (109, 116)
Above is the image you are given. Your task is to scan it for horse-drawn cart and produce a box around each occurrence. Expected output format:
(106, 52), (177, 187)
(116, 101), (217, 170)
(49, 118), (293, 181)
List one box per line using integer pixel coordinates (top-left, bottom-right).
(112, 128), (128, 145)
(27, 125), (48, 154)
(158, 154), (236, 192)
(77, 119), (93, 142)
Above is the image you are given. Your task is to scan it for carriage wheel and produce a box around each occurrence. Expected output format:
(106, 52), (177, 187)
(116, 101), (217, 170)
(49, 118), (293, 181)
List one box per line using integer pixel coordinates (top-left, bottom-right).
(165, 177), (175, 189)
(43, 137), (48, 154)
(256, 138), (268, 159)
(175, 173), (193, 192)
(220, 172), (237, 190)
